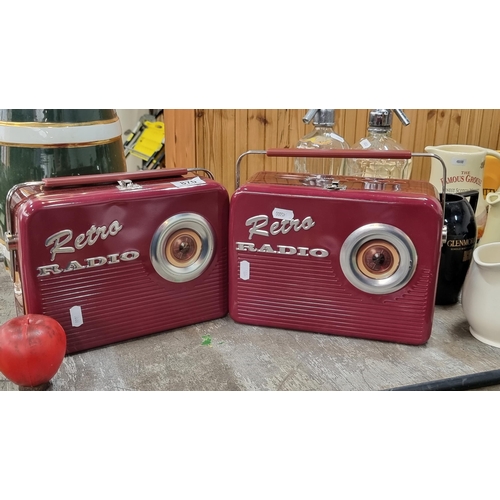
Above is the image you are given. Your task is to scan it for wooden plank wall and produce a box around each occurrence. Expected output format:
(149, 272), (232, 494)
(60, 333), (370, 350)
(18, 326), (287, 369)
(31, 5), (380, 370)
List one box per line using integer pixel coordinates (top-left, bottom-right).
(164, 109), (500, 195)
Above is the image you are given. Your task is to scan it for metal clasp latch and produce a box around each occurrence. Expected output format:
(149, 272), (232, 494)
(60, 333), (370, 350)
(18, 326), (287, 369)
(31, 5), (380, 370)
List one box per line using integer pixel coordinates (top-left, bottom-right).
(325, 180), (347, 191)
(117, 179), (142, 190)
(4, 231), (17, 251)
(303, 175), (347, 190)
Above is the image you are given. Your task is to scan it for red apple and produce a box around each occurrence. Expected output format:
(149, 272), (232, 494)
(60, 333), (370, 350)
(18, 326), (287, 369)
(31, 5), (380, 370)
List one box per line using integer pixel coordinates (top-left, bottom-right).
(0, 314), (66, 387)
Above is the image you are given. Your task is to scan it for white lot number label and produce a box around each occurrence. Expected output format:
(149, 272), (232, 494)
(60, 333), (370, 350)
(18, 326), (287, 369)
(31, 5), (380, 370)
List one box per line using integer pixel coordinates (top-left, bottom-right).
(452, 157), (467, 166)
(70, 305), (84, 327)
(172, 177), (206, 188)
(272, 208), (294, 220)
(240, 260), (250, 280)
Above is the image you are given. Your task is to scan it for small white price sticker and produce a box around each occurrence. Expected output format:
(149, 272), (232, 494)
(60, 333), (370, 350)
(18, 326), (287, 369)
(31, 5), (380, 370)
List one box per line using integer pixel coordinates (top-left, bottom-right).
(171, 176), (206, 188)
(452, 157), (467, 166)
(360, 138), (371, 149)
(272, 208), (294, 220)
(240, 260), (250, 280)
(70, 306), (84, 327)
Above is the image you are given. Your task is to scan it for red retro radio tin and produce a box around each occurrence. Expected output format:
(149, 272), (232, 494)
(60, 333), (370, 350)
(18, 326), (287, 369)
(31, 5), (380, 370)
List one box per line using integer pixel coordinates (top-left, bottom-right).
(229, 149), (447, 345)
(5, 168), (228, 354)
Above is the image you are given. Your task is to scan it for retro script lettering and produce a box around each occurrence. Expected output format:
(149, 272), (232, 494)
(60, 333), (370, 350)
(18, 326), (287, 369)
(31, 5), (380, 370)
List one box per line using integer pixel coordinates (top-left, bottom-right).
(45, 220), (124, 262)
(37, 220), (139, 277)
(245, 215), (315, 240)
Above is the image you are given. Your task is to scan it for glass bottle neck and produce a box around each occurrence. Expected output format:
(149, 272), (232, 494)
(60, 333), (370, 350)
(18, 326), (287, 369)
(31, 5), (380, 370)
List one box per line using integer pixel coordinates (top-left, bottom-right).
(367, 127), (392, 137)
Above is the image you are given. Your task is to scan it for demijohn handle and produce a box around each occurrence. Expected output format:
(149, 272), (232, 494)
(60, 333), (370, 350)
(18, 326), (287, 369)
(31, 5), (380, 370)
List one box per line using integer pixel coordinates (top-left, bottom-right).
(458, 189), (480, 213)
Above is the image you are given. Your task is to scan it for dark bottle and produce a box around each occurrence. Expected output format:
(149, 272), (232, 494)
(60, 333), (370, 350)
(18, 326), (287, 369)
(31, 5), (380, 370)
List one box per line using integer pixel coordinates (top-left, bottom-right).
(435, 190), (479, 305)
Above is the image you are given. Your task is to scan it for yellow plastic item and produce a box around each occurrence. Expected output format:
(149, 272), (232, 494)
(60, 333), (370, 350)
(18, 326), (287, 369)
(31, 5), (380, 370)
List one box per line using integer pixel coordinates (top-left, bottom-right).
(128, 121), (164, 161)
(483, 152), (500, 199)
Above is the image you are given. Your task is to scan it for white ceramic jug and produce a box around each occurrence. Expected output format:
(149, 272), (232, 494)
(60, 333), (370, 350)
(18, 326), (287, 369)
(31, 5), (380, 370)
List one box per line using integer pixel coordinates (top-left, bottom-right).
(462, 242), (500, 347)
(425, 145), (500, 240)
(478, 190), (500, 246)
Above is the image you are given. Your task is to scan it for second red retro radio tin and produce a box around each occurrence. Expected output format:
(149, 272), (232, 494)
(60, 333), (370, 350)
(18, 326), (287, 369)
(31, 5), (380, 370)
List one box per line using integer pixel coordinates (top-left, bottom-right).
(229, 149), (447, 345)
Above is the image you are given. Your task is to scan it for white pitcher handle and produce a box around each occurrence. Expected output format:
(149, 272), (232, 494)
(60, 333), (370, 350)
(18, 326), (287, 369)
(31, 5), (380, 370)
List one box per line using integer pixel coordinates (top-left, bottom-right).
(483, 148), (500, 161)
(486, 191), (500, 205)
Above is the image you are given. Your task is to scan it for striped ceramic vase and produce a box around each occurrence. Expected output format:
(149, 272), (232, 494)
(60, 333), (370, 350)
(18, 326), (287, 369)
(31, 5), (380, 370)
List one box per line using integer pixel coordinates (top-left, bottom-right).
(0, 109), (127, 264)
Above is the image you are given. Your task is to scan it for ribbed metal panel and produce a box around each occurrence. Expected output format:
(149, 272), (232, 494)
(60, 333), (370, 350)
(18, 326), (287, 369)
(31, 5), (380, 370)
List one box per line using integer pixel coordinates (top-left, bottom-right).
(37, 254), (227, 353)
(235, 253), (432, 343)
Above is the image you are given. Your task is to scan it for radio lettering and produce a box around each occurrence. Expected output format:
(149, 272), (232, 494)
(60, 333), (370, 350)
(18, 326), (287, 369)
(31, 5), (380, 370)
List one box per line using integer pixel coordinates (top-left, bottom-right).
(235, 242), (328, 258)
(37, 251), (140, 277)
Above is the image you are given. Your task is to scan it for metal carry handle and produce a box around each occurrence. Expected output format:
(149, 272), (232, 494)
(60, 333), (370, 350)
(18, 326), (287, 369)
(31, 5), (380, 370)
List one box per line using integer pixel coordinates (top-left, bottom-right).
(235, 148), (448, 243)
(235, 148), (446, 196)
(4, 181), (42, 282)
(266, 148), (412, 159)
(236, 149), (414, 189)
(42, 167), (214, 188)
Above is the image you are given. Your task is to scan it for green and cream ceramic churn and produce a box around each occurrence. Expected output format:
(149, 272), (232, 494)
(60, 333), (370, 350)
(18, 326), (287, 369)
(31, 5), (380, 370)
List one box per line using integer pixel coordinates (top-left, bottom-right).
(0, 109), (127, 265)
